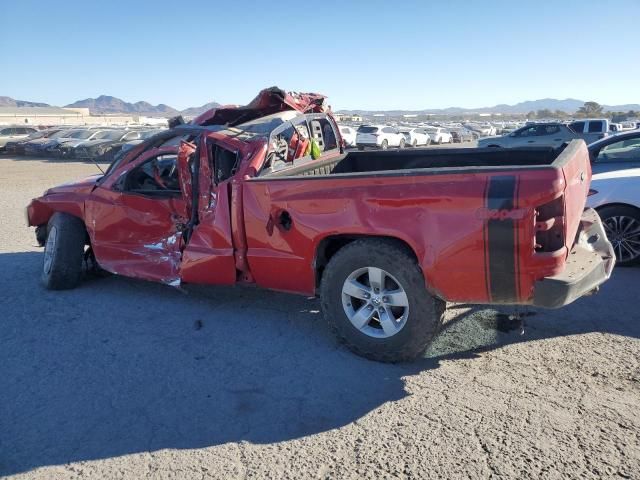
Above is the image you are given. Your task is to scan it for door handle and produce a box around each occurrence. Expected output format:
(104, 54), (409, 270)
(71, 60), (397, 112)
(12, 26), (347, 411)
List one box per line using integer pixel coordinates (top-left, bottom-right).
(527, 140), (535, 143)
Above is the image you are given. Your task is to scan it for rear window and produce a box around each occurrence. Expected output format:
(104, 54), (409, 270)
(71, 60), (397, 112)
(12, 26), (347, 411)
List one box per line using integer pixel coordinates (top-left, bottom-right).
(357, 126), (379, 133)
(569, 121), (585, 133)
(588, 121), (604, 133)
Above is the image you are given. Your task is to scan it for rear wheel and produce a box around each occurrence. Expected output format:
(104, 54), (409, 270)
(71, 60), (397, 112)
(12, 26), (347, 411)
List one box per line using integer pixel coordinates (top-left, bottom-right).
(380, 140), (388, 150)
(320, 239), (445, 362)
(41, 213), (86, 290)
(399, 139), (406, 149)
(412, 139), (417, 148)
(598, 205), (640, 266)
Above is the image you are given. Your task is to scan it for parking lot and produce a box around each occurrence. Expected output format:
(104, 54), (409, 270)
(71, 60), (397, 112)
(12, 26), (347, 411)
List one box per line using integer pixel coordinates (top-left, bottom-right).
(1, 155), (639, 479)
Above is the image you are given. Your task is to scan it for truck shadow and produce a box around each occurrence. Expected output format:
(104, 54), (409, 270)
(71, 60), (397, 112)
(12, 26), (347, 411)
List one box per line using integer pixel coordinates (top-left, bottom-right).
(1, 251), (637, 475)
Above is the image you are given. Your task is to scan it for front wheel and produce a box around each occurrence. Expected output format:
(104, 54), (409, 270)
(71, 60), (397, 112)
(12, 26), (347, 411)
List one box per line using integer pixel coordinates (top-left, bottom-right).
(41, 213), (86, 290)
(599, 205), (640, 266)
(398, 139), (406, 149)
(320, 239), (445, 362)
(380, 140), (388, 150)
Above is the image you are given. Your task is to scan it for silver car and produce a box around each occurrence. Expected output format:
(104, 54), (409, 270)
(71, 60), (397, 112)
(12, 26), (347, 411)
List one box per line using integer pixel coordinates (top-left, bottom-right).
(0, 126), (38, 151)
(478, 123), (578, 148)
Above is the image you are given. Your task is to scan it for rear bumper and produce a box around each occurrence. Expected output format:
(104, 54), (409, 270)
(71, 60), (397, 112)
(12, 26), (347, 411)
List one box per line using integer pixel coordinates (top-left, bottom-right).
(532, 208), (615, 308)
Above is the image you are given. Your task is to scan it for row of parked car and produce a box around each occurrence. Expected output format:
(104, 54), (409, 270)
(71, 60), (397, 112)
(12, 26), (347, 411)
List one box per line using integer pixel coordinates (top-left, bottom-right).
(0, 125), (165, 160)
(338, 124), (479, 150)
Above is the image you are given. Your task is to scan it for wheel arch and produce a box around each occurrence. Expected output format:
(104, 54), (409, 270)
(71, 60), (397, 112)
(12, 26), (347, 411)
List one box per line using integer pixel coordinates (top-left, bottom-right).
(314, 234), (423, 293)
(47, 211), (91, 244)
(595, 202), (640, 214)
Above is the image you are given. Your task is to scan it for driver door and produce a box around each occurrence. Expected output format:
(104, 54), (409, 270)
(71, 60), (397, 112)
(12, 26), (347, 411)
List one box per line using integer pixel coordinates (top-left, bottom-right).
(85, 145), (193, 285)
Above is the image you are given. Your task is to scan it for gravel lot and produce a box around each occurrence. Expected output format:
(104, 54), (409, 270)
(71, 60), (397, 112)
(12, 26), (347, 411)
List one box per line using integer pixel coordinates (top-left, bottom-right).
(1, 155), (638, 479)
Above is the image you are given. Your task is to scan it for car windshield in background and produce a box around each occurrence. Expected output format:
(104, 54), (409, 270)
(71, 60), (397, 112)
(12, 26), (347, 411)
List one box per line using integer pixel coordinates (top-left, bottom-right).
(425, 127), (437, 132)
(51, 130), (73, 139)
(69, 130), (93, 139)
(357, 126), (378, 133)
(26, 131), (47, 139)
(93, 130), (125, 141)
(140, 130), (162, 139)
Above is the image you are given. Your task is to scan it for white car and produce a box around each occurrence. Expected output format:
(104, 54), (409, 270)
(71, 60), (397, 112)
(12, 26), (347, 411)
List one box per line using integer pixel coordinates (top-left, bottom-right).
(587, 167), (640, 266)
(0, 126), (38, 151)
(399, 128), (431, 147)
(356, 125), (406, 150)
(424, 127), (452, 144)
(338, 125), (357, 147)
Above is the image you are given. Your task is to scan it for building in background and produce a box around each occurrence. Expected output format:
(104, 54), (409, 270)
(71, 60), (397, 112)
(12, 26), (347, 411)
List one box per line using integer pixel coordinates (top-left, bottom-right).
(0, 106), (168, 127)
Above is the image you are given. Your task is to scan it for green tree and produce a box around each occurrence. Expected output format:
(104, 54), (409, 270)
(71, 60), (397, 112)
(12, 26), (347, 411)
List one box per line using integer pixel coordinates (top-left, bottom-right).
(576, 101), (603, 117)
(536, 109), (553, 119)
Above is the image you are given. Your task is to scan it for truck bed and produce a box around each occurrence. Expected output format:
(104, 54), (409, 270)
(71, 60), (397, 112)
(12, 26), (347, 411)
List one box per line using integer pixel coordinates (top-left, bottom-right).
(264, 145), (569, 179)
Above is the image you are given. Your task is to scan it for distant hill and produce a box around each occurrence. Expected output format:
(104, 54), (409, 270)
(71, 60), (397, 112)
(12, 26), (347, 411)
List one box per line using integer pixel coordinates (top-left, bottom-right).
(181, 101), (221, 117)
(340, 99), (640, 116)
(0, 96), (50, 108)
(63, 95), (221, 117)
(65, 95), (180, 116)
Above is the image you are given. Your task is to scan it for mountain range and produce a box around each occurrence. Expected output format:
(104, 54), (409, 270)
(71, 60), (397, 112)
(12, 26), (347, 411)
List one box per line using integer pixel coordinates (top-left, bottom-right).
(339, 98), (640, 116)
(65, 95), (221, 117)
(0, 96), (50, 108)
(0, 95), (221, 117)
(2, 95), (639, 116)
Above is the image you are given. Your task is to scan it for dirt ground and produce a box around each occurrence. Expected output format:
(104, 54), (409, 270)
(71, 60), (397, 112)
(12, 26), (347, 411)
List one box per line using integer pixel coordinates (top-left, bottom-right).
(1, 156), (638, 479)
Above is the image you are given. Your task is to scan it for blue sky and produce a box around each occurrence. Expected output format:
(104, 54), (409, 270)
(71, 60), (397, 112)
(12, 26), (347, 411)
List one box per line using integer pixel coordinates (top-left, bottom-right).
(1, 0), (638, 110)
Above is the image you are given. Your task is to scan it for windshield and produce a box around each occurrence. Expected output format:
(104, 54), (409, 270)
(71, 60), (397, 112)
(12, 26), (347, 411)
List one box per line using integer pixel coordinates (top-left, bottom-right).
(51, 130), (73, 139)
(357, 126), (378, 133)
(140, 129), (162, 139)
(93, 130), (125, 140)
(424, 127), (437, 132)
(26, 131), (48, 140)
(69, 130), (93, 139)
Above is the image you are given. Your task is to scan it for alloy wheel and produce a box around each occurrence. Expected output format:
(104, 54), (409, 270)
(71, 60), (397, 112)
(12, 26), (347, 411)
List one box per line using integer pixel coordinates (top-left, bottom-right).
(603, 215), (640, 263)
(341, 267), (409, 339)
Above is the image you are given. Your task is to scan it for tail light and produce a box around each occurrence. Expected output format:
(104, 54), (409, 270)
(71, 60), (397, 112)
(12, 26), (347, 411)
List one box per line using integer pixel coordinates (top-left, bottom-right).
(534, 195), (565, 252)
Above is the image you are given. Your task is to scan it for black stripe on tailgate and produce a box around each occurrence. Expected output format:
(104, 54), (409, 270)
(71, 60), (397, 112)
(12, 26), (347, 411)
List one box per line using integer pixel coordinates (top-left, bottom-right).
(486, 175), (517, 302)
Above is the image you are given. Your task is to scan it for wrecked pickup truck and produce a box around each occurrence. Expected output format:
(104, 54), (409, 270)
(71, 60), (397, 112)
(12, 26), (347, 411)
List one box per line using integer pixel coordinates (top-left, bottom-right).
(26, 87), (615, 362)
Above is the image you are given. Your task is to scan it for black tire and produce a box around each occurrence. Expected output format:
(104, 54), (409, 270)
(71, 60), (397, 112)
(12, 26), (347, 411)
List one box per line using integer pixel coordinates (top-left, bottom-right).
(399, 139), (406, 149)
(41, 212), (86, 290)
(357, 145), (364, 151)
(598, 205), (640, 266)
(320, 239), (445, 363)
(380, 140), (388, 150)
(412, 139), (417, 148)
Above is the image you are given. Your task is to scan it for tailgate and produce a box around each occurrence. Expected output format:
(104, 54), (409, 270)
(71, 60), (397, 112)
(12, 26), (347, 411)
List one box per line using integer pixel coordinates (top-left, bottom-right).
(558, 140), (591, 253)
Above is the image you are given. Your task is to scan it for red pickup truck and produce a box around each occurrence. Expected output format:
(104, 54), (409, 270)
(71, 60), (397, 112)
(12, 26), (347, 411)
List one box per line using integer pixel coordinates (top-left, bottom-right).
(26, 88), (615, 362)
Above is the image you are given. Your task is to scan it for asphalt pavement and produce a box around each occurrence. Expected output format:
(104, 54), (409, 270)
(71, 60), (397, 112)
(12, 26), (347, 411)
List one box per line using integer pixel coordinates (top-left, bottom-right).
(0, 155), (638, 479)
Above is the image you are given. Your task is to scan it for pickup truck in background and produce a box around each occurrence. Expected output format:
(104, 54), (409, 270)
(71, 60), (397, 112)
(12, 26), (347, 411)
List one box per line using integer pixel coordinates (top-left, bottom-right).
(26, 87), (616, 362)
(479, 119), (610, 149)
